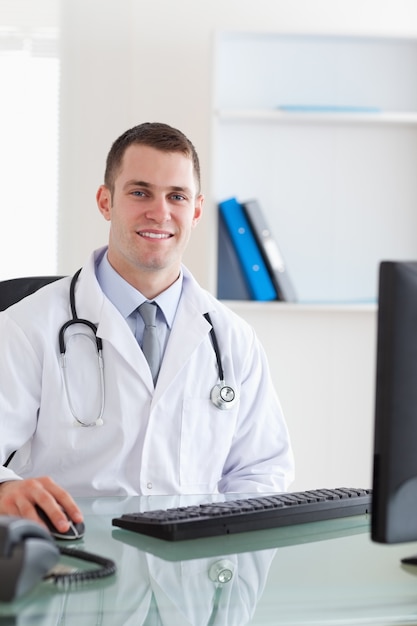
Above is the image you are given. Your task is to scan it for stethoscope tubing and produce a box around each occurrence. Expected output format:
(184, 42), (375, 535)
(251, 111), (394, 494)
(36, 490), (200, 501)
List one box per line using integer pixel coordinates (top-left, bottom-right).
(59, 269), (104, 427)
(58, 270), (238, 426)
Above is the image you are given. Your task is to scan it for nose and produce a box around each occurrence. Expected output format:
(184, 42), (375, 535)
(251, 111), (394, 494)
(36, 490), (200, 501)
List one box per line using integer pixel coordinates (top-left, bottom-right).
(146, 197), (171, 223)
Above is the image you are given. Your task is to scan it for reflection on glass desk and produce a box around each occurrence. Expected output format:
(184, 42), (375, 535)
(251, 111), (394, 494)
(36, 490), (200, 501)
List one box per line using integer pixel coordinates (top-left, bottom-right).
(1, 495), (417, 625)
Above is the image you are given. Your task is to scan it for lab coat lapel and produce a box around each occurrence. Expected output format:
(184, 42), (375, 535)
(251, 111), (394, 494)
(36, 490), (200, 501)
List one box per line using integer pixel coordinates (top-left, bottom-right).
(75, 261), (154, 392)
(98, 302), (155, 393)
(74, 255), (216, 398)
(152, 299), (211, 406)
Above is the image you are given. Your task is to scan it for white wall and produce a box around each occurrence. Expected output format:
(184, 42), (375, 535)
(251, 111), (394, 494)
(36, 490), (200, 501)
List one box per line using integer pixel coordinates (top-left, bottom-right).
(56, 0), (416, 490)
(57, 0), (417, 283)
(228, 303), (377, 490)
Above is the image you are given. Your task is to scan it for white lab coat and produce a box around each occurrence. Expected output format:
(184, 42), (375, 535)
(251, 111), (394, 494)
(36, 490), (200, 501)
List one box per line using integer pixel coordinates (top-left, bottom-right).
(0, 248), (294, 496)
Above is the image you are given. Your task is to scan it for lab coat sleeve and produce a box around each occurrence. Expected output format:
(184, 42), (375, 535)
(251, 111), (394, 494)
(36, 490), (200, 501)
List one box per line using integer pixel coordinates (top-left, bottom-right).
(217, 326), (294, 494)
(0, 313), (42, 482)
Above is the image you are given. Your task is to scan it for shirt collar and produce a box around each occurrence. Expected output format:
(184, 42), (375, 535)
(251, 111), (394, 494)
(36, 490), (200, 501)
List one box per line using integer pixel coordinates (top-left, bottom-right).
(95, 250), (182, 329)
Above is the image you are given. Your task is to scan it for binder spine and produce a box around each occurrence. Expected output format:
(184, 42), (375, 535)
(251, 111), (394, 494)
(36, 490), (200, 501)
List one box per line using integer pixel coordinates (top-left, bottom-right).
(218, 198), (277, 301)
(242, 199), (297, 302)
(217, 210), (251, 300)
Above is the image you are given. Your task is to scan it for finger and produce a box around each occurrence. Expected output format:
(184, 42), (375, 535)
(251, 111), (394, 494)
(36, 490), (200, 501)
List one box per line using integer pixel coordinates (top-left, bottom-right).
(7, 479), (61, 527)
(1, 478), (70, 532)
(0, 480), (39, 518)
(38, 477), (84, 521)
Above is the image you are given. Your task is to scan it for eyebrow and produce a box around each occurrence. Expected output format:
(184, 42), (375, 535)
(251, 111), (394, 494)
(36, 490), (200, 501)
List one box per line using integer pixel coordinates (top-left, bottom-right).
(124, 180), (193, 195)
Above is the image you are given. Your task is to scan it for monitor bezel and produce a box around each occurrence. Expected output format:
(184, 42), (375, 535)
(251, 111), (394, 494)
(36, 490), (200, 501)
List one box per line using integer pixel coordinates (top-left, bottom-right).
(372, 260), (417, 544)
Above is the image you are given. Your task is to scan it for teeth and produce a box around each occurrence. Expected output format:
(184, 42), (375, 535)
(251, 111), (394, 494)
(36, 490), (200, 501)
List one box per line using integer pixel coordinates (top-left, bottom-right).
(140, 232), (171, 239)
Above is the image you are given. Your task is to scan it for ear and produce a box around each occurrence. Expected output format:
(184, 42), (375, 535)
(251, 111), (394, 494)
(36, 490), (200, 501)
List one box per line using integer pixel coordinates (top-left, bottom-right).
(192, 194), (204, 228)
(96, 185), (112, 221)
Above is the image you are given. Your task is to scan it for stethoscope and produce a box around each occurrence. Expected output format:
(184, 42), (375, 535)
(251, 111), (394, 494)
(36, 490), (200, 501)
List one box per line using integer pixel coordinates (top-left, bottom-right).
(59, 268), (104, 427)
(203, 312), (238, 411)
(59, 270), (238, 427)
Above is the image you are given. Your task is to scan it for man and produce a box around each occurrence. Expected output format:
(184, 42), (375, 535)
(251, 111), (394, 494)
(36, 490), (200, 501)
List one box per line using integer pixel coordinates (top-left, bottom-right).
(0, 122), (293, 534)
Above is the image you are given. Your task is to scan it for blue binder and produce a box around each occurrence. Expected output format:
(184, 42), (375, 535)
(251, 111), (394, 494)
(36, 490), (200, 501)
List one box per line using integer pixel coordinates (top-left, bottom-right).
(218, 198), (277, 301)
(217, 210), (251, 300)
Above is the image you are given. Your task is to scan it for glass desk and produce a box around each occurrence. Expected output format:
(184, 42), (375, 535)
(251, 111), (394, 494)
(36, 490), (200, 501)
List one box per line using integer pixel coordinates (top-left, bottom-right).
(1, 495), (417, 625)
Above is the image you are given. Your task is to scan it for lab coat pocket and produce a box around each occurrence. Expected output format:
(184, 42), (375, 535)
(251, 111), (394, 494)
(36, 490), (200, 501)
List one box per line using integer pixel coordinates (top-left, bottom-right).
(180, 397), (239, 487)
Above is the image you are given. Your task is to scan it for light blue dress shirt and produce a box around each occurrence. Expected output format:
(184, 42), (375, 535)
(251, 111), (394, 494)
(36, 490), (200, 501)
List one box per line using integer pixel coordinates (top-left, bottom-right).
(95, 250), (182, 359)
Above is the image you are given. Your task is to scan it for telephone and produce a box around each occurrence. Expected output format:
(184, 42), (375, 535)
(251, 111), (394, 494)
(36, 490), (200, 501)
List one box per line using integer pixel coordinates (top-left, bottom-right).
(0, 515), (60, 602)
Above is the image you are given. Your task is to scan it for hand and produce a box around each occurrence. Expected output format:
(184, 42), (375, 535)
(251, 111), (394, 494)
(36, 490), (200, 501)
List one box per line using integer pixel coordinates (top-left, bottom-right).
(0, 476), (83, 533)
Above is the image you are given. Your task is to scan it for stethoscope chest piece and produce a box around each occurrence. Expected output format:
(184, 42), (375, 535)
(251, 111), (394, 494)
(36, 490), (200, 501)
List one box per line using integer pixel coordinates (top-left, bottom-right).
(208, 559), (234, 584)
(204, 312), (239, 411)
(210, 382), (238, 410)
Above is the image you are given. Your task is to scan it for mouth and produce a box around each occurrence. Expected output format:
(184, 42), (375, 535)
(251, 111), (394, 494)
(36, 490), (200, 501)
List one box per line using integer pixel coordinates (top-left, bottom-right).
(137, 230), (173, 240)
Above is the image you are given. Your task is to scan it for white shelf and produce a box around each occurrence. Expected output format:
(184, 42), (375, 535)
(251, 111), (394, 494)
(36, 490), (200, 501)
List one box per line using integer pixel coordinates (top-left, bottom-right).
(216, 109), (417, 126)
(213, 32), (417, 304)
(222, 300), (377, 315)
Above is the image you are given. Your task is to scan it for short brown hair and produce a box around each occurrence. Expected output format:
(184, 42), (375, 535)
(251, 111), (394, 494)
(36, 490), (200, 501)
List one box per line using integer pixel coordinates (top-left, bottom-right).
(104, 122), (201, 195)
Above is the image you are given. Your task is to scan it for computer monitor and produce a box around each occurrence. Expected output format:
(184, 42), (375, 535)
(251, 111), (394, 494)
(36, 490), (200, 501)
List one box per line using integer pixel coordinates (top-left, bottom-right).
(372, 260), (417, 544)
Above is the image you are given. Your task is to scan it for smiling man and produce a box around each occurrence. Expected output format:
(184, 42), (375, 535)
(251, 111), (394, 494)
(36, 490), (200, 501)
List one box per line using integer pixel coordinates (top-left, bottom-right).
(0, 122), (294, 535)
(96, 140), (203, 298)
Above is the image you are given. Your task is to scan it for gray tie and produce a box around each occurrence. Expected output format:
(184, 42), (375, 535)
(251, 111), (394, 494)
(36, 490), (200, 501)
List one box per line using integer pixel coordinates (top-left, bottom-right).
(138, 301), (161, 384)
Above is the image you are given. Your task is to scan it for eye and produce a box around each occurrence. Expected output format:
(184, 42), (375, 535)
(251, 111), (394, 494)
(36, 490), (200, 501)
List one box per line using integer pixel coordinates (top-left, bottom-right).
(131, 190), (146, 197)
(170, 193), (186, 201)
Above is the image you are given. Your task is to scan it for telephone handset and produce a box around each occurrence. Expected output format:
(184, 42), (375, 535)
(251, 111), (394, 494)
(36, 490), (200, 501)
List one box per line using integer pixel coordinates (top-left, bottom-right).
(0, 515), (60, 602)
(0, 515), (117, 603)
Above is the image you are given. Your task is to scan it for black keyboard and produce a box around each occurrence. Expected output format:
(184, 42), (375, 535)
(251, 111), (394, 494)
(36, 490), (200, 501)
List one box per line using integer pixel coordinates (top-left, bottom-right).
(112, 488), (372, 541)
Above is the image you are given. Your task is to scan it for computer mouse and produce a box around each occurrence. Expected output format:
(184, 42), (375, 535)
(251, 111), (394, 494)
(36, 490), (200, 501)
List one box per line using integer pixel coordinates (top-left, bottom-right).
(0, 515), (60, 602)
(35, 506), (85, 541)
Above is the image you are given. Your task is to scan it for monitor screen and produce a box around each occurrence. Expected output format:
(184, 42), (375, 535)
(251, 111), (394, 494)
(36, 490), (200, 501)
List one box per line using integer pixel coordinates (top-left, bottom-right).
(372, 260), (417, 544)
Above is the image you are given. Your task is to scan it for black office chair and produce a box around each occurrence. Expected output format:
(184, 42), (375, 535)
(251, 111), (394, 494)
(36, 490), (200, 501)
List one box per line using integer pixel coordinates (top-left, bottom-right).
(0, 276), (64, 311)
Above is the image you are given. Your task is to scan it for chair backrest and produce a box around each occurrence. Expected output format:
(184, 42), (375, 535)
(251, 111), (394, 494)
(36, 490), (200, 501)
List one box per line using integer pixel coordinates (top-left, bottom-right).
(0, 276), (64, 311)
